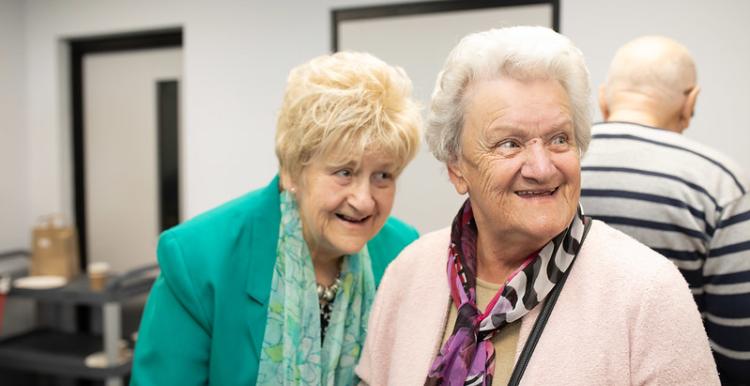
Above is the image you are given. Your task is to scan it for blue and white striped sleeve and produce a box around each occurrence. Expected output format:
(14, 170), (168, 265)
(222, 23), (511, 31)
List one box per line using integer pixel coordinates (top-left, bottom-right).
(704, 192), (750, 383)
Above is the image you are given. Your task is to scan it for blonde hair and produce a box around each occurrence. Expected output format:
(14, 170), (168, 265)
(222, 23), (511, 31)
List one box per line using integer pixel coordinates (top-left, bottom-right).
(275, 51), (421, 181)
(426, 26), (592, 163)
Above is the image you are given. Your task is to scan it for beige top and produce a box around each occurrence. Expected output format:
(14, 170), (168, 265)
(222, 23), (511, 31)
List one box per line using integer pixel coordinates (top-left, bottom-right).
(440, 277), (521, 386)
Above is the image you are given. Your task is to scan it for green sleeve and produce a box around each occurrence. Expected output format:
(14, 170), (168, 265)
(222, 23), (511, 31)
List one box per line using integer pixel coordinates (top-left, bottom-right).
(367, 217), (419, 286)
(130, 233), (211, 386)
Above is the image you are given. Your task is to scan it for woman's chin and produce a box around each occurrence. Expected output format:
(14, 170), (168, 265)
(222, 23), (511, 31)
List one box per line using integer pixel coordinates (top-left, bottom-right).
(517, 220), (569, 246)
(323, 239), (369, 259)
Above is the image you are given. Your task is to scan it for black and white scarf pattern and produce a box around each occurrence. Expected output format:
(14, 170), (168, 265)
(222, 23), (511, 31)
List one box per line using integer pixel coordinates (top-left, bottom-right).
(425, 199), (589, 386)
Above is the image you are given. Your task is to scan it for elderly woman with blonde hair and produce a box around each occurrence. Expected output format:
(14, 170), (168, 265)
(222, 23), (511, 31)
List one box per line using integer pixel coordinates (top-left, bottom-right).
(131, 51), (421, 386)
(356, 27), (719, 385)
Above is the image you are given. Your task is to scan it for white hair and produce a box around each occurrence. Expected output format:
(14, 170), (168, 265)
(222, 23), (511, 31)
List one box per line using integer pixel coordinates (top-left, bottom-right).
(426, 26), (592, 163)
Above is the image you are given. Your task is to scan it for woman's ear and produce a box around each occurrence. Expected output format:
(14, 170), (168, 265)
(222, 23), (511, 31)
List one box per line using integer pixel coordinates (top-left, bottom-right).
(598, 84), (610, 121)
(447, 159), (469, 195)
(279, 169), (296, 193)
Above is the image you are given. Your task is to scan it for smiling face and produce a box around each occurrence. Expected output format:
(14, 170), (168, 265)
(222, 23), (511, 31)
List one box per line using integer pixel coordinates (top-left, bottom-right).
(448, 76), (581, 255)
(289, 149), (397, 263)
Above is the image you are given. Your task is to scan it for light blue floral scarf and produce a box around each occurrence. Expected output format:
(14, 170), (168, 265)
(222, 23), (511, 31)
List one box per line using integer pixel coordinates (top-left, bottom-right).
(257, 191), (375, 385)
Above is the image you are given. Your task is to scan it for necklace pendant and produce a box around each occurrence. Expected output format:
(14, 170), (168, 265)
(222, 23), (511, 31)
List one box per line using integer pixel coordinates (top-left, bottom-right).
(317, 276), (342, 303)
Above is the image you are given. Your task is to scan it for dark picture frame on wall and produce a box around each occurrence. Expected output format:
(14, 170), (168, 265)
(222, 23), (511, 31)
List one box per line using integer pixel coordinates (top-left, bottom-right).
(331, 0), (559, 51)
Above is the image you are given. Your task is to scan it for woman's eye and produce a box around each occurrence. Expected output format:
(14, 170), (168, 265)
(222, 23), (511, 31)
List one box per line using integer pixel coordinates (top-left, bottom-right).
(334, 169), (352, 178)
(371, 171), (395, 188)
(497, 140), (521, 150)
(551, 134), (569, 145)
(373, 172), (393, 182)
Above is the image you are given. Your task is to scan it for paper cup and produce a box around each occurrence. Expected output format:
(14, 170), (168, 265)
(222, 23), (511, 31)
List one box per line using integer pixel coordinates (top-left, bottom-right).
(88, 262), (110, 291)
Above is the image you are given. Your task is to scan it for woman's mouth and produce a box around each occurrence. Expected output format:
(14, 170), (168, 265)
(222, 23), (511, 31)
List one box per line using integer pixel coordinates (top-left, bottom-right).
(515, 187), (558, 197)
(336, 213), (371, 224)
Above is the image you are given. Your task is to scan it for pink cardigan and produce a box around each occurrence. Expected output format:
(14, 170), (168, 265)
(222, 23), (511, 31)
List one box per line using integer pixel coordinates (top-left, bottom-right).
(356, 220), (719, 385)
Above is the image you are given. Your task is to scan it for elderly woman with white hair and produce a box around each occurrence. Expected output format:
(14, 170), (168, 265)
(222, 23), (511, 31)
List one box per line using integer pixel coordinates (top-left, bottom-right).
(356, 27), (719, 385)
(131, 51), (421, 385)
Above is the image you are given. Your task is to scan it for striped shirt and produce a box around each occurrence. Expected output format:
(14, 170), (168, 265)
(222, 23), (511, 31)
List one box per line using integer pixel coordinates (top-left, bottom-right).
(580, 121), (750, 383)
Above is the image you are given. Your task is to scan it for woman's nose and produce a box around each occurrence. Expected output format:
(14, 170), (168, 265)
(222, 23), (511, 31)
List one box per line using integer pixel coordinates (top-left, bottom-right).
(348, 180), (376, 213)
(521, 140), (555, 182)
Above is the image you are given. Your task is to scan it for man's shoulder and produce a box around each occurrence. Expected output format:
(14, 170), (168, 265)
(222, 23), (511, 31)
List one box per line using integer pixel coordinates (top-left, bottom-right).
(587, 122), (749, 196)
(592, 122), (744, 172)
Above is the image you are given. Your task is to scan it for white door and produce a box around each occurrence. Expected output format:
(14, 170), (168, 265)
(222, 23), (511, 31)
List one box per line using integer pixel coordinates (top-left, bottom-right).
(84, 48), (182, 273)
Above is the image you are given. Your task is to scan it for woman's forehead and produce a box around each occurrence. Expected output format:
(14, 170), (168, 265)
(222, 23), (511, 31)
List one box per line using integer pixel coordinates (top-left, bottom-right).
(463, 78), (572, 131)
(484, 113), (573, 135)
(317, 145), (398, 168)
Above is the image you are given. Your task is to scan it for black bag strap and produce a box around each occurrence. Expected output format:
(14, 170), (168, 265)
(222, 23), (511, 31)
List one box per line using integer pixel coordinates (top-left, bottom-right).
(507, 217), (593, 386)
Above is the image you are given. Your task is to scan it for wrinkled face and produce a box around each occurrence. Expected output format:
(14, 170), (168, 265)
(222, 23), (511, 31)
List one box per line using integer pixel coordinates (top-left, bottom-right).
(293, 149), (397, 262)
(449, 77), (581, 250)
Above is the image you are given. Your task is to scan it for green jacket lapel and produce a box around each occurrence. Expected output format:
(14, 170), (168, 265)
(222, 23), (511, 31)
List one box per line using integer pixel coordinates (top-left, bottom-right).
(244, 176), (282, 362)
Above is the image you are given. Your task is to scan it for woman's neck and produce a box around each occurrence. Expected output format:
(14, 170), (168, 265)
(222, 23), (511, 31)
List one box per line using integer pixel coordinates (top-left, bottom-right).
(301, 222), (342, 286)
(311, 253), (342, 286)
(475, 232), (541, 284)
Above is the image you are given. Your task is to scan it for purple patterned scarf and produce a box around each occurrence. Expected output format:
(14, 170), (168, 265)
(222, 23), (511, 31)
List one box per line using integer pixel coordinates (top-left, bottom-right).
(425, 199), (588, 386)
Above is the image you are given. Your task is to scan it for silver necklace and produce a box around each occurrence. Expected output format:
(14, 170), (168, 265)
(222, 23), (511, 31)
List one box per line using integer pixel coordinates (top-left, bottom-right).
(317, 276), (342, 303)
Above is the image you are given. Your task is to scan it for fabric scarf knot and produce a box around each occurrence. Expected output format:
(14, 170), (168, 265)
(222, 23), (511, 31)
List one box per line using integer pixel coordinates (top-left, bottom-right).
(425, 199), (588, 386)
(257, 191), (376, 386)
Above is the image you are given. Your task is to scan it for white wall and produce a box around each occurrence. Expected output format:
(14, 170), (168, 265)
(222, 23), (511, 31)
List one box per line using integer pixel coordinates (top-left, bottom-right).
(25, 0), (187, 234)
(0, 0), (29, 251)
(562, 0), (750, 170)
(10, 0), (750, 254)
(0, 0), (36, 339)
(22, 0), (413, 232)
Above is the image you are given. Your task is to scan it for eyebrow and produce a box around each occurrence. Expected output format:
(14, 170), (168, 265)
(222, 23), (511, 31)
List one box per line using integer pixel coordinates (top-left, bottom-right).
(488, 119), (573, 136)
(326, 159), (358, 169)
(326, 158), (397, 171)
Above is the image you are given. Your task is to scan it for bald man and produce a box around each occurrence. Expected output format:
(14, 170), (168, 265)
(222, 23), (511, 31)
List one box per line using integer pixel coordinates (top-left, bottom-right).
(581, 36), (750, 384)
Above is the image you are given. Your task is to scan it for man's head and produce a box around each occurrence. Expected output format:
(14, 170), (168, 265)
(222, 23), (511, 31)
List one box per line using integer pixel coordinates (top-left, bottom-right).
(599, 36), (700, 133)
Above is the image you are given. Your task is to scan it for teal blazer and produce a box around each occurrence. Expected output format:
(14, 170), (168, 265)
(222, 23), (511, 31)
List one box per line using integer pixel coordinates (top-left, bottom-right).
(130, 176), (418, 386)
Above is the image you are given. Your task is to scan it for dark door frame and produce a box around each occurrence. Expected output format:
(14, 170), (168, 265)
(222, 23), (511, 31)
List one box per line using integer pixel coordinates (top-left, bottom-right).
(69, 28), (182, 270)
(331, 0), (560, 51)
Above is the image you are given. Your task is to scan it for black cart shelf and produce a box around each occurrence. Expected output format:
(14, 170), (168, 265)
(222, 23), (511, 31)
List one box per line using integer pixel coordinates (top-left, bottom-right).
(0, 253), (157, 386)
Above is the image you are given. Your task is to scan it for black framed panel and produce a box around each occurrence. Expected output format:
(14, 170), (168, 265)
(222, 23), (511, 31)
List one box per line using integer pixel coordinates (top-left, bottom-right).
(69, 28), (182, 271)
(157, 80), (180, 232)
(331, 0), (559, 51)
